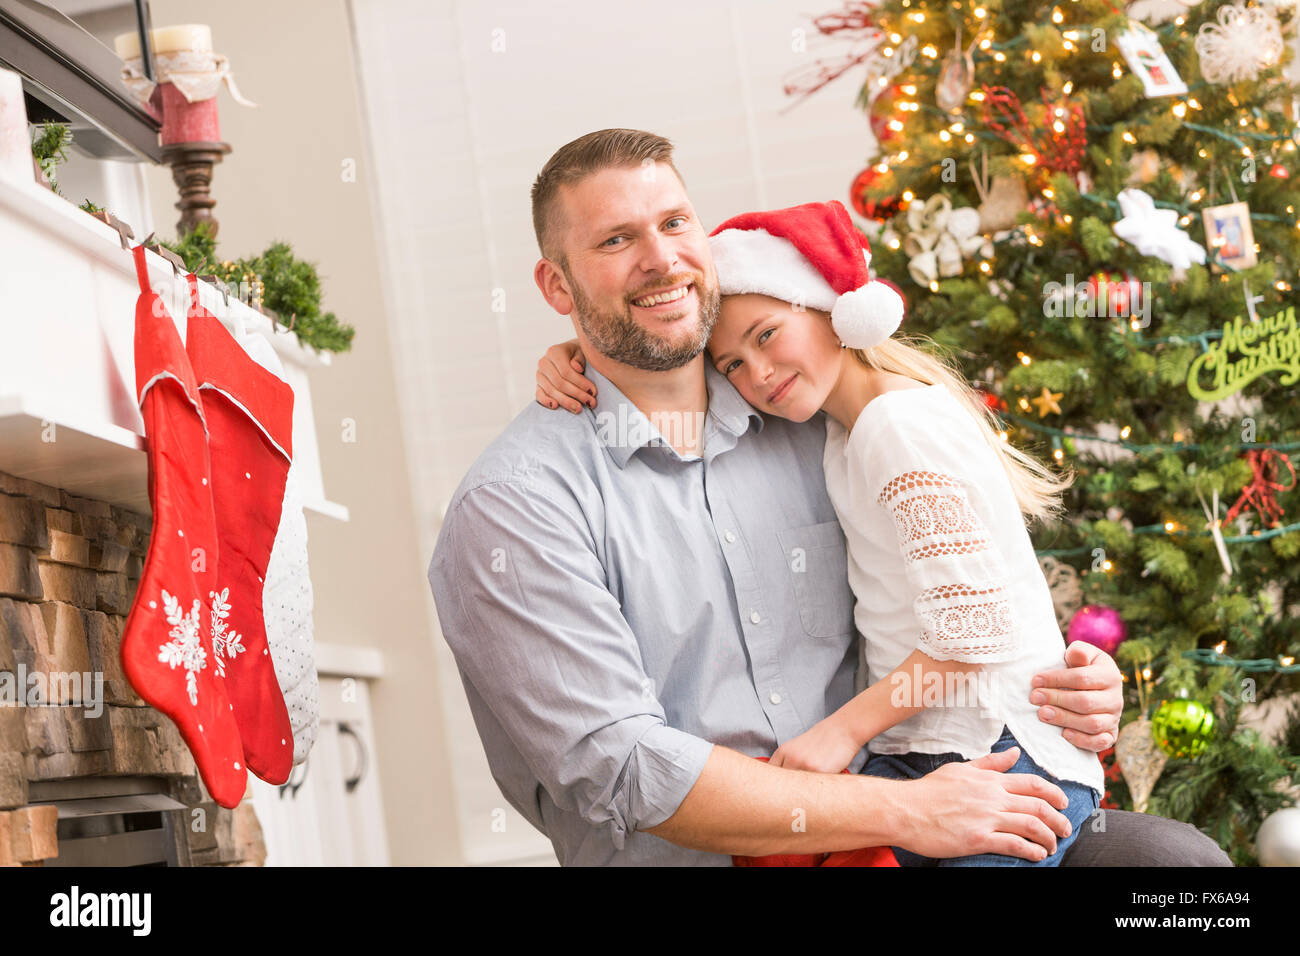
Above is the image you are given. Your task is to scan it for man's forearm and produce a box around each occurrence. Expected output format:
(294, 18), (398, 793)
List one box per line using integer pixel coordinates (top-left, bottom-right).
(643, 744), (916, 856)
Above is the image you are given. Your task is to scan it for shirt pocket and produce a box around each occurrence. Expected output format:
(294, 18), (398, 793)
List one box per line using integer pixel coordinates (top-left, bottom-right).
(776, 520), (856, 639)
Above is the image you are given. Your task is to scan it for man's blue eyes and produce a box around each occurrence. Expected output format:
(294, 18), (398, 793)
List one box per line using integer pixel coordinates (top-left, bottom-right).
(602, 218), (688, 246)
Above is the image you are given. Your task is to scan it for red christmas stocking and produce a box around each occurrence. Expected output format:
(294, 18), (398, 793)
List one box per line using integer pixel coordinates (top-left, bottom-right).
(122, 245), (247, 809)
(184, 273), (295, 785)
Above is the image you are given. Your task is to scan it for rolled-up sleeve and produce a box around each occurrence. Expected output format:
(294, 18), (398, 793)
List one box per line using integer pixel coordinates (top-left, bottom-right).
(428, 478), (714, 847)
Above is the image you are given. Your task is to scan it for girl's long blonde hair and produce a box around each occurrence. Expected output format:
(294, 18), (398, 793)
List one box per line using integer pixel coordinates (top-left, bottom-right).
(850, 335), (1073, 524)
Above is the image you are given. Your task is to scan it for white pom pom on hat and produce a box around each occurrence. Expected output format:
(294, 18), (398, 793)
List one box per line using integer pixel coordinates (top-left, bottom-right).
(831, 280), (907, 349)
(708, 200), (906, 349)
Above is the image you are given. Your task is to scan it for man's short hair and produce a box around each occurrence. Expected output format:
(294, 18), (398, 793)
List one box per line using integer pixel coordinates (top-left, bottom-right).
(531, 129), (683, 265)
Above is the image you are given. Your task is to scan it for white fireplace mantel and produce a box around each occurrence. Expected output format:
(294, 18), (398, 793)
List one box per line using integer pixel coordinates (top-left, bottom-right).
(0, 173), (347, 521)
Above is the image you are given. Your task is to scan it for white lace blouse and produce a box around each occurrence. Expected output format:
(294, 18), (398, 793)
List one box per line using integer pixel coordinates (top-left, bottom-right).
(823, 384), (1103, 795)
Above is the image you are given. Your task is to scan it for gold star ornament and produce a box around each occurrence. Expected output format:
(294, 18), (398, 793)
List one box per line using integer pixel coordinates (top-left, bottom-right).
(1030, 386), (1064, 418)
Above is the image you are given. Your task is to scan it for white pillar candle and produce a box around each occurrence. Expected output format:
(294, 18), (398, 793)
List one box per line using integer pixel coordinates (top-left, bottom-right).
(0, 68), (32, 185)
(113, 24), (213, 60)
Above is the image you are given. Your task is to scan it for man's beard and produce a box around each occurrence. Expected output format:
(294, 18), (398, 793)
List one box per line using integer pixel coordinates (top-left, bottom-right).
(566, 269), (721, 372)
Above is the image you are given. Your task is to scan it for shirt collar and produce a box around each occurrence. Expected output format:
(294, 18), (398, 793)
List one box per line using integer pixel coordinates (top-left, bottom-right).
(704, 363), (765, 439)
(584, 363), (764, 469)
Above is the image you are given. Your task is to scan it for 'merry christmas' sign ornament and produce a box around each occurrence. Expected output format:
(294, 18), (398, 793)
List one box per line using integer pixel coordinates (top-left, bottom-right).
(1186, 306), (1300, 400)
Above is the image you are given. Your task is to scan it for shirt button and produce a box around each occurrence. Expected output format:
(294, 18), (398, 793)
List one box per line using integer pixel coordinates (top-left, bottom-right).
(724, 530), (736, 543)
(769, 692), (782, 705)
(749, 611), (761, 624)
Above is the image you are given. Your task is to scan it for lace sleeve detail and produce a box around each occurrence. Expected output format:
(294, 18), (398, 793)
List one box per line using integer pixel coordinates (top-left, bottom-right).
(877, 470), (1017, 661)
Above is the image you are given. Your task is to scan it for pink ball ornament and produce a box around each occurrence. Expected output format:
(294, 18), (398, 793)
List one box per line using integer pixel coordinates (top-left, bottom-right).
(1067, 604), (1128, 656)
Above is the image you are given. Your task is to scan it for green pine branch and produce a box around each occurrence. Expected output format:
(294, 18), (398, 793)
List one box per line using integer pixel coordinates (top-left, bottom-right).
(159, 223), (355, 354)
(30, 123), (72, 196)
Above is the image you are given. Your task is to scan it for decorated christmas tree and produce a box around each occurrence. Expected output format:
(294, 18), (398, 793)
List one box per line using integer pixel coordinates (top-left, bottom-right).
(793, 0), (1300, 864)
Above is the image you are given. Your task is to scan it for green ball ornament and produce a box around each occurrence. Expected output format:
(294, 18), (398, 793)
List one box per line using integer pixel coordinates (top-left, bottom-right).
(1151, 699), (1216, 759)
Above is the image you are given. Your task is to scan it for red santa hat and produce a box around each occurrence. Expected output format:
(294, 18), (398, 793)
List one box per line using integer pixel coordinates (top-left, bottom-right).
(708, 200), (906, 349)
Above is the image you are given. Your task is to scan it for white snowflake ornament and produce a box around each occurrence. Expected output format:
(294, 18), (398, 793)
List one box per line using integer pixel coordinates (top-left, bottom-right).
(1112, 188), (1207, 270)
(1195, 3), (1284, 84)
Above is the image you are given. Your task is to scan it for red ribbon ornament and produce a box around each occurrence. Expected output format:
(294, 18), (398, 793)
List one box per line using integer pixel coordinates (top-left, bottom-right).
(1225, 449), (1297, 528)
(980, 85), (1087, 176)
(782, 2), (884, 100)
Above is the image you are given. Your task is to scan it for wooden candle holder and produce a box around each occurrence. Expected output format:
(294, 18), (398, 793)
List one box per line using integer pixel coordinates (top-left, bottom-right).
(161, 140), (232, 238)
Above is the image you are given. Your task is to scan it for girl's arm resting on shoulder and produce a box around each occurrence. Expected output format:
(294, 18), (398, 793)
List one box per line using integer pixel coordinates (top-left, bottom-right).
(535, 339), (597, 413)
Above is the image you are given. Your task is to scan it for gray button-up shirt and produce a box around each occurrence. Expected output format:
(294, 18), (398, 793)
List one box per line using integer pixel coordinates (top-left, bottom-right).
(428, 364), (859, 865)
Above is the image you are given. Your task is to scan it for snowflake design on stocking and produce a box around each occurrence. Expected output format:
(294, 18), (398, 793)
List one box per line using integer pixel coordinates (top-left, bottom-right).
(209, 586), (245, 677)
(157, 589), (207, 706)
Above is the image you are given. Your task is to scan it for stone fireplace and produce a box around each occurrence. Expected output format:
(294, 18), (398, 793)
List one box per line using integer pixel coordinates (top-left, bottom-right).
(0, 468), (265, 866)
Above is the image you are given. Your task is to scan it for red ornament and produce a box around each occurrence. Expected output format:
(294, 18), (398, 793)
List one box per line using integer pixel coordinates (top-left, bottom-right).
(1270, 164), (1289, 179)
(977, 388), (1007, 411)
(868, 83), (904, 146)
(872, 117), (900, 146)
(850, 166), (902, 220)
(1083, 271), (1143, 317)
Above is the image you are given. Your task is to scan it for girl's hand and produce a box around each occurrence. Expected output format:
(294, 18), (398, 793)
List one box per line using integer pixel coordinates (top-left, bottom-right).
(770, 717), (863, 774)
(536, 339), (597, 413)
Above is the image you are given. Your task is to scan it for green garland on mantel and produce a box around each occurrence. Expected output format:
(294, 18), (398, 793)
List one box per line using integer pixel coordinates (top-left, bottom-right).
(28, 122), (354, 354)
(160, 222), (355, 354)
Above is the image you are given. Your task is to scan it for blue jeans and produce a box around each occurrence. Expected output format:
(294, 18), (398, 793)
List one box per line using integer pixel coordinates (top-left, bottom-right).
(862, 726), (1099, 867)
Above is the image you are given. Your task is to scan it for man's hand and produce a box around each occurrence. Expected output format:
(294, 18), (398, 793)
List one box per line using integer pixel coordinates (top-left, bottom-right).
(1031, 640), (1123, 751)
(770, 717), (862, 774)
(900, 748), (1072, 862)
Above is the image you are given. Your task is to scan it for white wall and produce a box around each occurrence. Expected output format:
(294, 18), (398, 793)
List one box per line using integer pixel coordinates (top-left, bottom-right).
(137, 0), (466, 866)
(349, 0), (878, 864)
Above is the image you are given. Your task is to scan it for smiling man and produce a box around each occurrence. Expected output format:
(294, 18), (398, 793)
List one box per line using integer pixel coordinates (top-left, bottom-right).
(427, 128), (1230, 867)
(546, 175), (716, 375)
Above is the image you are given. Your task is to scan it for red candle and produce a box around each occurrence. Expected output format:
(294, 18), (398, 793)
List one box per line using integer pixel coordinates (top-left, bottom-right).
(160, 83), (220, 144)
(115, 25), (231, 145)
